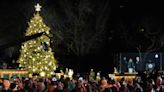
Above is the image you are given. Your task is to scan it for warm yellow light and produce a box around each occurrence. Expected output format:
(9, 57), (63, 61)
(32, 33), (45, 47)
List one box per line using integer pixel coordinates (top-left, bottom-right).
(29, 73), (33, 78)
(17, 4), (58, 77)
(40, 72), (45, 77)
(50, 72), (54, 75)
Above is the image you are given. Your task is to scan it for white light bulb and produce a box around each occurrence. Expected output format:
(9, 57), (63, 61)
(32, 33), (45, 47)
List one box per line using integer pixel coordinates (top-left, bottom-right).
(155, 54), (158, 58)
(32, 58), (35, 61)
(50, 72), (54, 75)
(40, 72), (45, 77)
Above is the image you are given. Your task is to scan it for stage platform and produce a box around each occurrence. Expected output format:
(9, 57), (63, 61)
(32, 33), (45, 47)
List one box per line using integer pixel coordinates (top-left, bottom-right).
(109, 72), (138, 81)
(0, 69), (28, 79)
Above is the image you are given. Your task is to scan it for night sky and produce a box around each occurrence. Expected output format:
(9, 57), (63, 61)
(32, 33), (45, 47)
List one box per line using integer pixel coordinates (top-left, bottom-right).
(0, 0), (163, 73)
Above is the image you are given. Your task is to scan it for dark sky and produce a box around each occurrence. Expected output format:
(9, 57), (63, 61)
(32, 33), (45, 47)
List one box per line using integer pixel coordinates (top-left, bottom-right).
(0, 0), (163, 73)
(1, 0), (162, 50)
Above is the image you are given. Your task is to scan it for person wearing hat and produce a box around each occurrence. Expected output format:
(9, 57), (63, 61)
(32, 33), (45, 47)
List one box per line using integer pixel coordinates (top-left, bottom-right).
(48, 78), (58, 92)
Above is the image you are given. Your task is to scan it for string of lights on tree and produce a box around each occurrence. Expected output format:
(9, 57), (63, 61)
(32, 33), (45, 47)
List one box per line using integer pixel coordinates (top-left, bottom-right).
(17, 3), (58, 77)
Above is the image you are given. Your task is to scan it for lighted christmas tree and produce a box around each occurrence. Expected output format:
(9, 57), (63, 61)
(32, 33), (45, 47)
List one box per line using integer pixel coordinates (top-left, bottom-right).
(17, 3), (58, 77)
(89, 69), (95, 81)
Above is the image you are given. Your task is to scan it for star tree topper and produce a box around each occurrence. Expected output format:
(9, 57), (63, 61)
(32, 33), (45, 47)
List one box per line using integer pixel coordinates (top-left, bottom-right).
(35, 3), (42, 12)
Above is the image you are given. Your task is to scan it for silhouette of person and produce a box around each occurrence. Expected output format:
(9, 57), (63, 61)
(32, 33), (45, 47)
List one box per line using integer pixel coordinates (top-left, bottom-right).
(128, 58), (135, 73)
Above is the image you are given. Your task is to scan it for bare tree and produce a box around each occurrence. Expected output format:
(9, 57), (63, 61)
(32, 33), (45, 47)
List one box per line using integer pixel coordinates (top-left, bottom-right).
(42, 0), (111, 56)
(121, 16), (164, 63)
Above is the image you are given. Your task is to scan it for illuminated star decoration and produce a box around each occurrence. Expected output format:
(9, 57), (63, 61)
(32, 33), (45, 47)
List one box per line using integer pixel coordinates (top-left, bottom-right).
(35, 3), (42, 12)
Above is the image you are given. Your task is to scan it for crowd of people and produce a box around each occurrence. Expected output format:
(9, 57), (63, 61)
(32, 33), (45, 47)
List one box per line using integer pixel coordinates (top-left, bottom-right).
(0, 72), (163, 92)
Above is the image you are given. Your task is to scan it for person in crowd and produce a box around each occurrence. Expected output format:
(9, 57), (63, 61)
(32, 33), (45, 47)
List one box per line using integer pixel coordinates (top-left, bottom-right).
(56, 81), (64, 92)
(119, 77), (129, 92)
(2, 79), (12, 92)
(145, 79), (156, 92)
(79, 78), (92, 92)
(90, 81), (98, 92)
(126, 79), (135, 92)
(36, 78), (45, 92)
(74, 77), (88, 92)
(0, 78), (3, 90)
(0, 69), (163, 92)
(156, 74), (162, 91)
(134, 83), (143, 92)
(99, 78), (109, 92)
(48, 78), (58, 92)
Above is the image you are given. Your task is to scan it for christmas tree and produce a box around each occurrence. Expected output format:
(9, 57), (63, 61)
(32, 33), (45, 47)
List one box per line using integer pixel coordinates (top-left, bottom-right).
(89, 69), (95, 81)
(17, 3), (58, 77)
